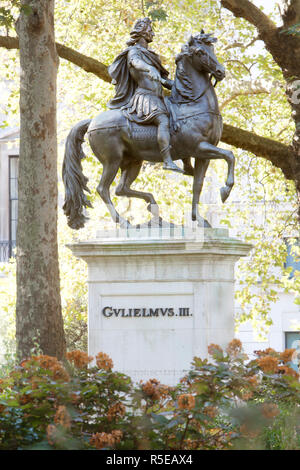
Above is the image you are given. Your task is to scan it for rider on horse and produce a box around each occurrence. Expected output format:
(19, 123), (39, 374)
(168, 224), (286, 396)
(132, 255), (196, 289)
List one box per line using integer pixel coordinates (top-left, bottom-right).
(107, 17), (184, 174)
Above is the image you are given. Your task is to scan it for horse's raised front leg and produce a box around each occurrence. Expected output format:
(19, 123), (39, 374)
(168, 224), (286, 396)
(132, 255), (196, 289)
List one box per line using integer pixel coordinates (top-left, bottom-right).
(196, 141), (235, 203)
(192, 159), (211, 224)
(97, 160), (131, 228)
(116, 161), (160, 219)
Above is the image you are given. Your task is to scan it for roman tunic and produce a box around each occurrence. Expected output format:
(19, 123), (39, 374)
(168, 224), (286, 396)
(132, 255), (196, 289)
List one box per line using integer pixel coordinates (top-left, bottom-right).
(107, 44), (170, 124)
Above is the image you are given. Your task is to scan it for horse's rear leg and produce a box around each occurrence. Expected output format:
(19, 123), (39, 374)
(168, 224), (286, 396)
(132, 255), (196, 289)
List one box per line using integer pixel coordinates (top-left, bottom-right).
(97, 160), (131, 228)
(116, 162), (160, 218)
(192, 159), (211, 225)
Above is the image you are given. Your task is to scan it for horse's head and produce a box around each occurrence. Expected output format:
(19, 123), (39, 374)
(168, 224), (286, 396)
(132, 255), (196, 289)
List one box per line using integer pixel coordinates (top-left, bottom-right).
(186, 30), (225, 83)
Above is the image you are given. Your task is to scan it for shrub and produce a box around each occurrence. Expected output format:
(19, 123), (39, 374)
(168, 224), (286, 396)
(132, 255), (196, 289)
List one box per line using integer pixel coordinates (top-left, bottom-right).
(0, 341), (299, 450)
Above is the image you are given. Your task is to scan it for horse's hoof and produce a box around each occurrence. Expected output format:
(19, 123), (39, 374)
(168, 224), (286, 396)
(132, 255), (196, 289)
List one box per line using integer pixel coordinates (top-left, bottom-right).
(118, 219), (132, 229)
(147, 203), (159, 218)
(220, 186), (230, 203)
(197, 216), (212, 228)
(163, 162), (185, 174)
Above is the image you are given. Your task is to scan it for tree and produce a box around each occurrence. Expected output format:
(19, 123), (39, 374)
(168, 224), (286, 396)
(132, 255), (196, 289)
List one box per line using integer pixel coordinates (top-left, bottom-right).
(220, 0), (300, 205)
(13, 0), (65, 359)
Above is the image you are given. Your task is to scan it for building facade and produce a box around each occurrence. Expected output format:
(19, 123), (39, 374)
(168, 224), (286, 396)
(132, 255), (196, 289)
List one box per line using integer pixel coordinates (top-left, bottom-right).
(0, 127), (19, 263)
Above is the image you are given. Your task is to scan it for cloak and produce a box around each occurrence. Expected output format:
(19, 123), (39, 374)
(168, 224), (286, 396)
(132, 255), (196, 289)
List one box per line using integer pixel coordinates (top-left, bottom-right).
(107, 45), (169, 110)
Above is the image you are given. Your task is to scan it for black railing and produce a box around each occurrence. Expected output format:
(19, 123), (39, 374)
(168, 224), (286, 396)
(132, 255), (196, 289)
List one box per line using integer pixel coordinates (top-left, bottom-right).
(0, 241), (16, 262)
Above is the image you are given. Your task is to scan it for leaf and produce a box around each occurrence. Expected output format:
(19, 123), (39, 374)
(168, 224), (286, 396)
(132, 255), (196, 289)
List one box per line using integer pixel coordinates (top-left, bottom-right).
(150, 412), (169, 425)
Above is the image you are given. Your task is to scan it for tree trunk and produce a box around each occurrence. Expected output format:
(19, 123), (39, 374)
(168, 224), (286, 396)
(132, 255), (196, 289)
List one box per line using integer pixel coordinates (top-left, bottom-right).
(16, 0), (66, 359)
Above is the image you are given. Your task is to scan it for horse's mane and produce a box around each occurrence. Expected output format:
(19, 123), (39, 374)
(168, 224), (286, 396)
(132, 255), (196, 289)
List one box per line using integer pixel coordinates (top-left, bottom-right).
(173, 31), (217, 101)
(174, 45), (194, 99)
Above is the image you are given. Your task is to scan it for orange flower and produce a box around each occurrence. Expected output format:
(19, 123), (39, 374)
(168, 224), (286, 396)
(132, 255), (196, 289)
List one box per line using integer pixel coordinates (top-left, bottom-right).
(247, 375), (259, 387)
(142, 379), (161, 400)
(204, 405), (217, 418)
(208, 344), (223, 356)
(159, 384), (172, 398)
(90, 430), (123, 449)
(226, 339), (242, 356)
(178, 394), (195, 410)
(278, 365), (299, 378)
(32, 355), (61, 369)
(0, 404), (5, 413)
(241, 391), (253, 401)
(50, 364), (70, 382)
(66, 350), (93, 368)
(107, 402), (126, 422)
(111, 430), (123, 441)
(261, 403), (280, 419)
(21, 355), (70, 382)
(280, 349), (296, 364)
(95, 352), (113, 371)
(54, 406), (71, 429)
(257, 355), (279, 373)
(254, 348), (277, 357)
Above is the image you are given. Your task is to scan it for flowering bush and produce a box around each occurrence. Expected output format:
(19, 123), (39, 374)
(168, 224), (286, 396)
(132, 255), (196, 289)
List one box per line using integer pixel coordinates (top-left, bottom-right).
(0, 341), (300, 450)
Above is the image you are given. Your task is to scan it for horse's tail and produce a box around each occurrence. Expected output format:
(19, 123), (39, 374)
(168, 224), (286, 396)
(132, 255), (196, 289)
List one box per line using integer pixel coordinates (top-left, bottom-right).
(62, 119), (92, 229)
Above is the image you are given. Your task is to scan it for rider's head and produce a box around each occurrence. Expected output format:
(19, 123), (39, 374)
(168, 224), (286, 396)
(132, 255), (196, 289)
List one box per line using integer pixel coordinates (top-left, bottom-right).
(126, 17), (154, 46)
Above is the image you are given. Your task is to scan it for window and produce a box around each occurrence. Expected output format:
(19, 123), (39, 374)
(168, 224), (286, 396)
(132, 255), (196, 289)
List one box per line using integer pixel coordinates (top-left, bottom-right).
(285, 332), (300, 372)
(9, 155), (19, 258)
(284, 238), (300, 279)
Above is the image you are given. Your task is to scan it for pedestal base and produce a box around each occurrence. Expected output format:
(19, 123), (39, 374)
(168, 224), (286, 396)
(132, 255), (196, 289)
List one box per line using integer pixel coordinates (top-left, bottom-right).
(68, 228), (251, 385)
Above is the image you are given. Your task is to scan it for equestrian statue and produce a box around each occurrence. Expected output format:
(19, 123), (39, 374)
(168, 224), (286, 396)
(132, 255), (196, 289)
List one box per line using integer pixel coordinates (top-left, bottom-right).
(62, 17), (235, 229)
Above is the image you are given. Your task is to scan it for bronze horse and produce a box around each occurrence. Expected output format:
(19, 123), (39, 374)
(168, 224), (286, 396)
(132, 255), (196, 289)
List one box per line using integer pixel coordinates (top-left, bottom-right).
(62, 33), (234, 229)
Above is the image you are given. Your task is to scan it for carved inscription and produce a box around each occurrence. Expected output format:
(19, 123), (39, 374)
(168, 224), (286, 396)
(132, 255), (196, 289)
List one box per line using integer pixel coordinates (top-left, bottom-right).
(102, 306), (191, 317)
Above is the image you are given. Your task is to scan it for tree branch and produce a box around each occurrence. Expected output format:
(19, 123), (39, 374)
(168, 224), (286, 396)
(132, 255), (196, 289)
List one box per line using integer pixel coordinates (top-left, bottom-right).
(56, 42), (111, 82)
(0, 35), (111, 82)
(220, 85), (269, 109)
(222, 123), (294, 179)
(219, 0), (284, 70)
(224, 36), (259, 50)
(0, 34), (296, 180)
(220, 0), (277, 35)
(220, 0), (300, 77)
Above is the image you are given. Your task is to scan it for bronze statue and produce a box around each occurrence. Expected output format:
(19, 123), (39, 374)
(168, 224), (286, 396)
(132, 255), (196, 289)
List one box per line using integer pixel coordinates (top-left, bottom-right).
(108, 17), (183, 174)
(62, 18), (234, 229)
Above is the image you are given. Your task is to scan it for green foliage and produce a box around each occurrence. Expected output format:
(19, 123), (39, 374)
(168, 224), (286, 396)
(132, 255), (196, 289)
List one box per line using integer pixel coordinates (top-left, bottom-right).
(0, 1), (32, 30)
(1, 342), (300, 450)
(0, 0), (299, 353)
(145, 1), (168, 22)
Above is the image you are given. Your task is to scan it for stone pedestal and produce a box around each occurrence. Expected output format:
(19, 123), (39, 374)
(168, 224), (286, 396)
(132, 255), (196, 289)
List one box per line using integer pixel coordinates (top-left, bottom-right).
(68, 228), (251, 385)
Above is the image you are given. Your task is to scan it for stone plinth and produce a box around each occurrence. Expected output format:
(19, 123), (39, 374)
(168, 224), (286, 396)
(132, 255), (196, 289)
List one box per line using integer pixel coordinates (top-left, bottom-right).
(68, 228), (251, 385)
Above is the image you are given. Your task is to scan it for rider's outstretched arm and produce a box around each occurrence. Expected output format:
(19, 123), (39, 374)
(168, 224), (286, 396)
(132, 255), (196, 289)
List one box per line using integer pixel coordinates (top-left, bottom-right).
(128, 49), (152, 73)
(127, 49), (161, 81)
(161, 78), (174, 90)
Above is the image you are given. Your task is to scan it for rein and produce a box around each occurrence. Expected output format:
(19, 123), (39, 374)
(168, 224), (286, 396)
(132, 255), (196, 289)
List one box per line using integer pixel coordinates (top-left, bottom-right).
(176, 110), (221, 121)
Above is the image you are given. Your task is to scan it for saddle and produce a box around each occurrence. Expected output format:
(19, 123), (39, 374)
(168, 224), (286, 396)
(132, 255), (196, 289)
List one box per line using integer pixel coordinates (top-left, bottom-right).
(87, 99), (179, 143)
